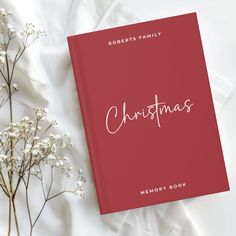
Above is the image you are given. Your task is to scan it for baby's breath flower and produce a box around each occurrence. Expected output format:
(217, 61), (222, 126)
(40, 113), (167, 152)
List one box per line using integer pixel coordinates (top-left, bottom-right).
(0, 154), (7, 161)
(6, 23), (15, 33)
(0, 83), (6, 89)
(30, 127), (36, 132)
(0, 56), (5, 64)
(33, 136), (39, 141)
(47, 154), (56, 161)
(8, 131), (18, 139)
(0, 50), (6, 56)
(12, 83), (18, 89)
(16, 31), (23, 39)
(23, 116), (30, 121)
(12, 83), (19, 92)
(54, 162), (60, 167)
(32, 149), (39, 156)
(0, 8), (7, 16)
(75, 189), (86, 199)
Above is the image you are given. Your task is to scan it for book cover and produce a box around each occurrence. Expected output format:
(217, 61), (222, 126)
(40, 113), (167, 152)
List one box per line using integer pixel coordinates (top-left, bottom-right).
(67, 13), (229, 214)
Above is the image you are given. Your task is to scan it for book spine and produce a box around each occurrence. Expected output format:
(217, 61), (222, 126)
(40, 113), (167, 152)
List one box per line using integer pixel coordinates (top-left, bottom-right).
(67, 37), (107, 214)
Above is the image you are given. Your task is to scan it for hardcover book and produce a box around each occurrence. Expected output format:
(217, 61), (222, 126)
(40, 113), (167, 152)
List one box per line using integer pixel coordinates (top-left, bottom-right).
(67, 13), (229, 214)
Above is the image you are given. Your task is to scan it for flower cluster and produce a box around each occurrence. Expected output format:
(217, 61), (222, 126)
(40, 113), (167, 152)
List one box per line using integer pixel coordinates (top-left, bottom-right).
(24, 23), (47, 37)
(0, 49), (6, 65)
(0, 108), (86, 197)
(0, 8), (46, 61)
(12, 22), (47, 46)
(75, 169), (86, 198)
(0, 8), (11, 17)
(0, 8), (46, 110)
(0, 8), (14, 38)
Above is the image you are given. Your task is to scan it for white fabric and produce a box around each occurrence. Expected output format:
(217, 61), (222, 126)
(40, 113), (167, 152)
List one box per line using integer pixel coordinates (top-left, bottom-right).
(0, 0), (233, 236)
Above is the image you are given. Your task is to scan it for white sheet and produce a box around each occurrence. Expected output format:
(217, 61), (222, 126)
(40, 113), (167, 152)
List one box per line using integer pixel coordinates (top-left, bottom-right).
(0, 0), (233, 235)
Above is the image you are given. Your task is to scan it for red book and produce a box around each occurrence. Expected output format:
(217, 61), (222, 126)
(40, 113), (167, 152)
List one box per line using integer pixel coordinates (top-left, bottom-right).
(67, 13), (229, 214)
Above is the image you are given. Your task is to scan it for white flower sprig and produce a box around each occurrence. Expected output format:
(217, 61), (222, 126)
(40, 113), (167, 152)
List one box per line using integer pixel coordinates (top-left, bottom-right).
(0, 108), (86, 187)
(0, 8), (86, 236)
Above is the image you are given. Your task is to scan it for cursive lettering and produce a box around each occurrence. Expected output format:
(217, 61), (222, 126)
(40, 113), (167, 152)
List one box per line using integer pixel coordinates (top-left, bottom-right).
(105, 94), (194, 134)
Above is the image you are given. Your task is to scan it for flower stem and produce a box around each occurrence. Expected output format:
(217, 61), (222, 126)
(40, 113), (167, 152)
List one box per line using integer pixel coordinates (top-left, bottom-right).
(6, 47), (15, 236)
(8, 84), (13, 122)
(12, 198), (20, 236)
(8, 197), (12, 236)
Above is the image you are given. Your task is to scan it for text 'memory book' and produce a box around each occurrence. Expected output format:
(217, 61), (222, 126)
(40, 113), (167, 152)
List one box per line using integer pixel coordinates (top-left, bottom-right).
(67, 13), (229, 214)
